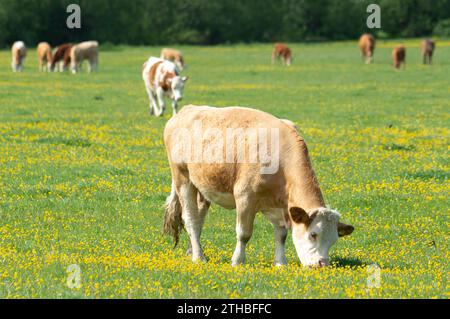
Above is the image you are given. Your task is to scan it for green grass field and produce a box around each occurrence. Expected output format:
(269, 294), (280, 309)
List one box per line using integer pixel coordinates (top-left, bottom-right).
(0, 39), (448, 298)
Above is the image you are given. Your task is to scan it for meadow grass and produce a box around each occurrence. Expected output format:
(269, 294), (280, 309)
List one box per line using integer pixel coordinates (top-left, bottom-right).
(0, 39), (448, 298)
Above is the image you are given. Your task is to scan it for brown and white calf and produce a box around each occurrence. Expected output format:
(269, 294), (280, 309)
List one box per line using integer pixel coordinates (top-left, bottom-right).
(272, 43), (292, 66)
(51, 43), (73, 72)
(161, 48), (185, 71)
(421, 39), (435, 65)
(392, 46), (406, 69)
(163, 105), (354, 267)
(142, 57), (188, 116)
(70, 41), (99, 74)
(11, 41), (27, 72)
(359, 34), (375, 64)
(37, 42), (52, 72)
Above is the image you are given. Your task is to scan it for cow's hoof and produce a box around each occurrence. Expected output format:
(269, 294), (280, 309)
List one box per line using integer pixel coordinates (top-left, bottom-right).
(231, 258), (245, 267)
(192, 255), (207, 263)
(274, 262), (287, 267)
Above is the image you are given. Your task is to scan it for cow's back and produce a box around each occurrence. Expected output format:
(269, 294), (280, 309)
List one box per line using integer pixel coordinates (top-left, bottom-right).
(73, 41), (98, 59)
(164, 105), (294, 208)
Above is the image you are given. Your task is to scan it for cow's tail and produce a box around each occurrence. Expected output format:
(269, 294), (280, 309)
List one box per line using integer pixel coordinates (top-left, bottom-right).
(163, 180), (183, 247)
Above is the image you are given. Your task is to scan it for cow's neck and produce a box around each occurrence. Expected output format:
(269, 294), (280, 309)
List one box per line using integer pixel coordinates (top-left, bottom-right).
(286, 140), (325, 212)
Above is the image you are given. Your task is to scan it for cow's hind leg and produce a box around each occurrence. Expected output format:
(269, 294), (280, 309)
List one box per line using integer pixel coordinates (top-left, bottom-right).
(232, 194), (257, 266)
(186, 192), (210, 255)
(179, 182), (206, 262)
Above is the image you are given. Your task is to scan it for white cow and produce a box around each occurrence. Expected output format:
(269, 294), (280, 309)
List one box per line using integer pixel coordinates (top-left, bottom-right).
(142, 57), (188, 116)
(11, 41), (27, 72)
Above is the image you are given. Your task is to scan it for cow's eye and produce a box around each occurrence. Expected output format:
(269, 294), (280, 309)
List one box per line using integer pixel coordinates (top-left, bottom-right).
(310, 232), (318, 241)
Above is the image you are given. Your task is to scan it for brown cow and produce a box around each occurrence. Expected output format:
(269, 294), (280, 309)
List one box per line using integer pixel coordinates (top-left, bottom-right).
(421, 39), (435, 65)
(272, 43), (292, 66)
(50, 43), (73, 72)
(392, 46), (406, 69)
(163, 105), (354, 267)
(358, 34), (375, 64)
(37, 42), (52, 72)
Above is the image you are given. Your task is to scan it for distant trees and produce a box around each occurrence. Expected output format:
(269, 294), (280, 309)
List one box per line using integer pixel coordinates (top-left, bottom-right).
(0, 0), (448, 47)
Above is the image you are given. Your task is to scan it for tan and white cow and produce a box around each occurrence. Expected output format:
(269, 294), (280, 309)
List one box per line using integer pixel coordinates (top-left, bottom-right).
(163, 105), (354, 267)
(70, 41), (99, 74)
(160, 48), (185, 71)
(358, 34), (375, 64)
(11, 41), (27, 72)
(142, 57), (188, 116)
(37, 42), (52, 72)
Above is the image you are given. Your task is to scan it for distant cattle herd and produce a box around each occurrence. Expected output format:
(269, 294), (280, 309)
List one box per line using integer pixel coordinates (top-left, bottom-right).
(11, 40), (98, 74)
(8, 35), (439, 129)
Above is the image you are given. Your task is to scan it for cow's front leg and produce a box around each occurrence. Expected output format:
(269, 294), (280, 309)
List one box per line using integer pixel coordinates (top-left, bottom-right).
(274, 225), (288, 266)
(232, 196), (257, 266)
(156, 87), (166, 117)
(172, 100), (178, 115)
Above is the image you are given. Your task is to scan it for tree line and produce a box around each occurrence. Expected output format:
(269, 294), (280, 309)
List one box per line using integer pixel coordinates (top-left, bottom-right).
(0, 0), (449, 47)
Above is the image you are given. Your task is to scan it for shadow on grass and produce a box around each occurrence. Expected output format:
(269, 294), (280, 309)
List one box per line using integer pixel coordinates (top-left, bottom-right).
(331, 256), (367, 268)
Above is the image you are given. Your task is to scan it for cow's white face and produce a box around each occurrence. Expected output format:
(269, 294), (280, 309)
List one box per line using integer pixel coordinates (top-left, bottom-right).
(290, 207), (354, 267)
(171, 76), (188, 102)
(175, 60), (184, 71)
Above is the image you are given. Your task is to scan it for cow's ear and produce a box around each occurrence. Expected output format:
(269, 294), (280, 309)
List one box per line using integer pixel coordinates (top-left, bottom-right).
(338, 222), (354, 237)
(182, 76), (189, 82)
(289, 207), (310, 225)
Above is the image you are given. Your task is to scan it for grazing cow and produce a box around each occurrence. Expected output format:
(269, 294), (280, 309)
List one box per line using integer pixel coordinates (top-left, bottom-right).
(358, 34), (375, 64)
(142, 57), (189, 116)
(161, 48), (185, 71)
(272, 43), (292, 66)
(37, 42), (52, 72)
(11, 41), (27, 72)
(70, 41), (99, 74)
(392, 46), (406, 69)
(421, 39), (435, 65)
(51, 43), (73, 72)
(163, 105), (354, 267)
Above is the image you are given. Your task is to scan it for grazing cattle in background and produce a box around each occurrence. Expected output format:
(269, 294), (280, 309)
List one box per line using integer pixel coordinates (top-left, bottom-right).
(70, 41), (99, 74)
(392, 46), (406, 69)
(163, 105), (354, 267)
(272, 43), (292, 66)
(11, 41), (27, 72)
(358, 34), (375, 64)
(51, 43), (73, 72)
(37, 42), (52, 72)
(421, 39), (435, 65)
(142, 57), (188, 116)
(161, 48), (185, 71)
